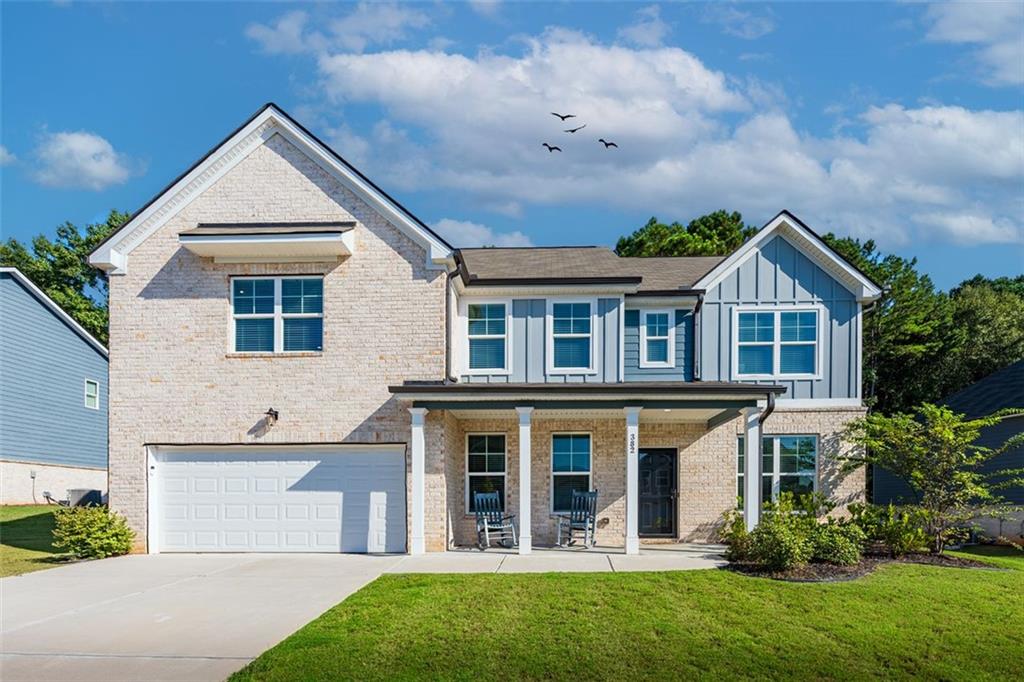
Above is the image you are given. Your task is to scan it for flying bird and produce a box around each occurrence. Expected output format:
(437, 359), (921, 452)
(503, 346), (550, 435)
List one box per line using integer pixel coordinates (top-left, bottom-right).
(598, 138), (618, 148)
(564, 124), (587, 133)
(542, 143), (562, 153)
(550, 112), (576, 121)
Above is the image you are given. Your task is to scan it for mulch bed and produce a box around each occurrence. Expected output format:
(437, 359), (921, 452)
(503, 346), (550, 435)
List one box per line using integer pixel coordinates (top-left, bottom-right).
(726, 552), (999, 583)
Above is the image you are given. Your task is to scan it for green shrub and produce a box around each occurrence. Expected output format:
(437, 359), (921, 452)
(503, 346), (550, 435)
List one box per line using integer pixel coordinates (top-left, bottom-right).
(849, 503), (929, 557)
(721, 509), (752, 561)
(749, 519), (813, 570)
(812, 523), (865, 565)
(52, 506), (135, 559)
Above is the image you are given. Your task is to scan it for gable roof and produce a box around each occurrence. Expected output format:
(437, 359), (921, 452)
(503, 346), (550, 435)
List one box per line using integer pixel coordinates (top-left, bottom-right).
(942, 360), (1024, 420)
(455, 247), (722, 293)
(89, 103), (453, 274)
(0, 268), (108, 358)
(693, 210), (883, 302)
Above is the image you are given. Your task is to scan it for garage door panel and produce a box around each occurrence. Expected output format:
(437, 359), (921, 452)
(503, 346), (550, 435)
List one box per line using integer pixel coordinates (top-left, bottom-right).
(155, 448), (406, 553)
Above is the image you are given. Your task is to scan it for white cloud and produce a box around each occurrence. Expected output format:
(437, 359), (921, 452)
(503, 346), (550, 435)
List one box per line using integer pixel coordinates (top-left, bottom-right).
(0, 145), (15, 166)
(702, 5), (775, 40)
(618, 5), (670, 48)
(433, 218), (534, 247)
(924, 2), (1024, 86)
(468, 0), (501, 18)
(255, 22), (1022, 248)
(32, 131), (134, 190)
(246, 3), (429, 55)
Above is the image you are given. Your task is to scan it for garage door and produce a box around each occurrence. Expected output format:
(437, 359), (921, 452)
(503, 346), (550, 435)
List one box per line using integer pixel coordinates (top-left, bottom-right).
(153, 446), (406, 553)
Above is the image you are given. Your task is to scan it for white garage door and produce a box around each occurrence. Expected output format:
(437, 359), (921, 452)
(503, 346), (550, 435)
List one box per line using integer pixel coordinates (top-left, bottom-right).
(153, 446), (406, 553)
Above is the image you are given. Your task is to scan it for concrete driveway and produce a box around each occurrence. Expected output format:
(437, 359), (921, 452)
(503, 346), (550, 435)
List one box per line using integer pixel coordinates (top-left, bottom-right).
(0, 553), (404, 682)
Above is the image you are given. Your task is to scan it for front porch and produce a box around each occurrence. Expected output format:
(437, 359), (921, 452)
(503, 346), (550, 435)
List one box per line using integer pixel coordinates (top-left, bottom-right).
(393, 382), (787, 556)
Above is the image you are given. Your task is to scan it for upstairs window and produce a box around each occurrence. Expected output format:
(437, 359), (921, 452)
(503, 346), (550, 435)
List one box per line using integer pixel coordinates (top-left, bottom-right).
(550, 302), (593, 372)
(467, 303), (508, 372)
(640, 310), (674, 368)
(84, 380), (99, 410)
(232, 277), (323, 353)
(735, 309), (819, 378)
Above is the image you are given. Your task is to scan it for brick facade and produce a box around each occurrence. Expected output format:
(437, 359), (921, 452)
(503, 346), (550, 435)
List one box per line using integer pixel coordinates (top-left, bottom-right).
(108, 134), (445, 551)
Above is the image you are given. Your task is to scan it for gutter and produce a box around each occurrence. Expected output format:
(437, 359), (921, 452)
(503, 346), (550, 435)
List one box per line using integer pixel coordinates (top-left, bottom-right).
(759, 391), (776, 424)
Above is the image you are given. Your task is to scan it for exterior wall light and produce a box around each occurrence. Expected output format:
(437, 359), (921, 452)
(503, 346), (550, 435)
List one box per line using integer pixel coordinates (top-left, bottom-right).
(264, 408), (279, 426)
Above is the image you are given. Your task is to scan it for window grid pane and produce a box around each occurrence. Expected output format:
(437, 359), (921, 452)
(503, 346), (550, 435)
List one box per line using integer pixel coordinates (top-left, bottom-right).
(552, 434), (591, 472)
(282, 279), (323, 314)
(646, 339), (669, 362)
(645, 313), (669, 337)
(283, 318), (323, 351)
(738, 345), (773, 374)
(469, 338), (505, 369)
(468, 476), (505, 512)
(235, 318), (274, 352)
(780, 344), (815, 374)
(552, 475), (590, 513)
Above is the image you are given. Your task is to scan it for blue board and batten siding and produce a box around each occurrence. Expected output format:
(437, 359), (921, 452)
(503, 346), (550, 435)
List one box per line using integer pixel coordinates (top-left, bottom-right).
(461, 298), (621, 383)
(624, 309), (693, 381)
(0, 272), (108, 469)
(698, 235), (861, 400)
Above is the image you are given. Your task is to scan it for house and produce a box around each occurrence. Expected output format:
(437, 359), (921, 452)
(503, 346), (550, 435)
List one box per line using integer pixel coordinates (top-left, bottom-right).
(874, 360), (1024, 540)
(88, 103), (881, 555)
(0, 268), (108, 504)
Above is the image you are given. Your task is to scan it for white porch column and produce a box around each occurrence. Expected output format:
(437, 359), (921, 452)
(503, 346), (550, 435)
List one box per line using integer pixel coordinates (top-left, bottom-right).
(409, 407), (428, 555)
(624, 406), (642, 555)
(515, 406), (534, 555)
(742, 406), (763, 532)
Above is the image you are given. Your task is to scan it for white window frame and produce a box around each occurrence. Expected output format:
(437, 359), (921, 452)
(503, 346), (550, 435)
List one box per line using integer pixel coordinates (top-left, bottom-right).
(465, 433), (507, 513)
(639, 309), (675, 369)
(737, 434), (819, 505)
(462, 299), (513, 376)
(550, 432), (593, 513)
(229, 275), (324, 354)
(84, 379), (99, 410)
(731, 305), (824, 380)
(545, 298), (598, 375)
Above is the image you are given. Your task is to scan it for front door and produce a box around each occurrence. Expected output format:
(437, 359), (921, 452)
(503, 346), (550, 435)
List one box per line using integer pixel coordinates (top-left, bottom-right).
(638, 448), (677, 537)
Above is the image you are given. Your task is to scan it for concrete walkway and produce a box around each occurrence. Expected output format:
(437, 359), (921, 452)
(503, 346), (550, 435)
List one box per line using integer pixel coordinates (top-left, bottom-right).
(0, 545), (723, 682)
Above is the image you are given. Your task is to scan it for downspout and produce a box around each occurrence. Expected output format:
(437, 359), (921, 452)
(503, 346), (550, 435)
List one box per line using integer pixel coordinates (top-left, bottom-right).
(692, 292), (704, 381)
(758, 391), (775, 425)
(445, 266), (458, 383)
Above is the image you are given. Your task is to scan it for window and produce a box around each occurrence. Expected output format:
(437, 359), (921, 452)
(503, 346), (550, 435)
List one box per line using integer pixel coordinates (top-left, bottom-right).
(737, 435), (818, 507)
(735, 308), (819, 378)
(640, 310), (674, 368)
(232, 277), (323, 353)
(467, 434), (506, 512)
(467, 303), (508, 372)
(84, 380), (99, 410)
(551, 434), (591, 512)
(550, 302), (593, 371)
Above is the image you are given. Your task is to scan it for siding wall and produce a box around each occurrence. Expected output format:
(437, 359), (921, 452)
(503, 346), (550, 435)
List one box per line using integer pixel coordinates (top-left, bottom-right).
(461, 297), (621, 383)
(623, 309), (693, 381)
(0, 273), (108, 469)
(699, 235), (860, 400)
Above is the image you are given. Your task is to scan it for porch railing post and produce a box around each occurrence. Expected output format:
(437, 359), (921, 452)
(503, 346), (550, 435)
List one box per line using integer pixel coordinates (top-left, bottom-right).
(624, 406), (642, 555)
(742, 406), (763, 532)
(409, 407), (428, 555)
(515, 406), (534, 555)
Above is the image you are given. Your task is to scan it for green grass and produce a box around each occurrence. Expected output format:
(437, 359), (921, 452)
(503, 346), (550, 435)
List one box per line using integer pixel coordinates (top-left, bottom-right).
(233, 547), (1024, 682)
(0, 505), (65, 577)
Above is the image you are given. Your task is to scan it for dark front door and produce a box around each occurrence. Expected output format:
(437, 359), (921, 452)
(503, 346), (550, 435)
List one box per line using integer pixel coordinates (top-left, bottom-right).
(639, 448), (677, 537)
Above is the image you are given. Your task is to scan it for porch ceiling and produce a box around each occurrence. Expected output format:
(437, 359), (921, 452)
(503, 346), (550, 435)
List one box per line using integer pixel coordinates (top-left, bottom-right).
(446, 406), (729, 423)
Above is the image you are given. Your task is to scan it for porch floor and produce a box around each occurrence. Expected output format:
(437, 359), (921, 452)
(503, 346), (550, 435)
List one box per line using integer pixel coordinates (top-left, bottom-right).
(386, 543), (726, 574)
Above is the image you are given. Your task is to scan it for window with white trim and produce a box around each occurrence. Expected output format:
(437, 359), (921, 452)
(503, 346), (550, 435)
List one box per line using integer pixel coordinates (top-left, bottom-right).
(467, 434), (506, 512)
(736, 309), (819, 377)
(467, 303), (507, 371)
(84, 379), (99, 410)
(737, 434), (818, 507)
(640, 310), (674, 368)
(232, 277), (323, 353)
(551, 433), (591, 512)
(551, 302), (592, 370)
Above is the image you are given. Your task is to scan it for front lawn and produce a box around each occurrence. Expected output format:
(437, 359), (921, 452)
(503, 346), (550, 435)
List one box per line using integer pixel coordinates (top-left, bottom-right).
(233, 546), (1023, 681)
(0, 505), (62, 577)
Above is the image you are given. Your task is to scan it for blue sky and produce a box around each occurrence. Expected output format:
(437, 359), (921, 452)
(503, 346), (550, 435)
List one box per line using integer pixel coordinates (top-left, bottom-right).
(2, 1), (1022, 289)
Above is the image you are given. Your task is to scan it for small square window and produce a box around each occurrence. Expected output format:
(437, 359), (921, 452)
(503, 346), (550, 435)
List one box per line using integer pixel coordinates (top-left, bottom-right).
(84, 380), (99, 410)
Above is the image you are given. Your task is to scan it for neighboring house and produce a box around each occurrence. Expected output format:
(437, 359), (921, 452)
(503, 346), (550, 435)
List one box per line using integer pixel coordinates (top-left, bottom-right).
(0, 268), (108, 504)
(89, 103), (881, 555)
(874, 360), (1024, 540)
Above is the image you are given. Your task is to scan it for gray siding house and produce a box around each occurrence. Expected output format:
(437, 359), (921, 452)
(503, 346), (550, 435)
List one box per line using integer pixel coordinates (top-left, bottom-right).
(874, 360), (1024, 539)
(0, 268), (108, 504)
(88, 103), (882, 555)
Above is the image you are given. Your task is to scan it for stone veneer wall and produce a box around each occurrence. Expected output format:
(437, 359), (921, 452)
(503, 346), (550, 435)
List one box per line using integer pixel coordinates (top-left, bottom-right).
(438, 406), (866, 548)
(108, 133), (445, 551)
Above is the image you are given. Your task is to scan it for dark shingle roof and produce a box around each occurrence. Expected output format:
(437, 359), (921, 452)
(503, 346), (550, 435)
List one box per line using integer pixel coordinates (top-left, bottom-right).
(456, 247), (724, 293)
(943, 360), (1024, 419)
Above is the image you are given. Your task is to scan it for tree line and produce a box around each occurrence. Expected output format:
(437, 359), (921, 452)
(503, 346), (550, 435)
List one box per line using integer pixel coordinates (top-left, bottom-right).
(3, 208), (1021, 415)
